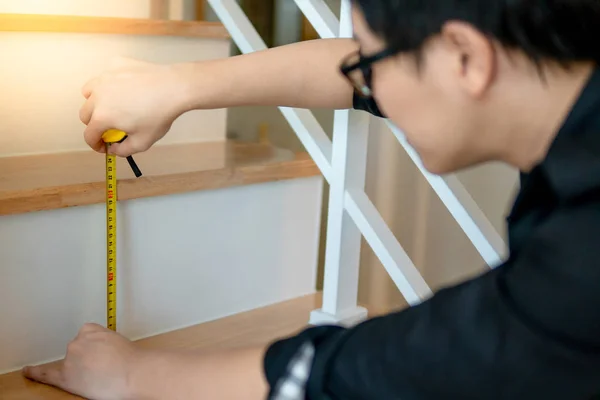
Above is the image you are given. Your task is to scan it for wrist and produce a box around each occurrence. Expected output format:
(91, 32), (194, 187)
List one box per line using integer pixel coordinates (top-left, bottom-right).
(169, 61), (214, 114)
(125, 349), (168, 400)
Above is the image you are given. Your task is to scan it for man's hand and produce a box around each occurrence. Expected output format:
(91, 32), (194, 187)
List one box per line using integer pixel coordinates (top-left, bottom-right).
(78, 39), (358, 157)
(22, 322), (270, 400)
(79, 57), (192, 157)
(23, 323), (141, 400)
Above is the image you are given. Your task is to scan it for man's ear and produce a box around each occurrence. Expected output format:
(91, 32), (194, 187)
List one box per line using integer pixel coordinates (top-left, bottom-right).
(441, 21), (496, 98)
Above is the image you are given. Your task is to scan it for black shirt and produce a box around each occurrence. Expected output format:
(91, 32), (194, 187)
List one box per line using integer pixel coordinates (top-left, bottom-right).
(264, 67), (600, 399)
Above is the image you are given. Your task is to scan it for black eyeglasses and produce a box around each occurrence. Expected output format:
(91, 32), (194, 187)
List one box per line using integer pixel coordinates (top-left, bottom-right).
(340, 48), (397, 98)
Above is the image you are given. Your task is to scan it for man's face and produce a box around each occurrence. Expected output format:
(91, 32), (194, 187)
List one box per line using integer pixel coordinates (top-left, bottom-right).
(351, 8), (497, 174)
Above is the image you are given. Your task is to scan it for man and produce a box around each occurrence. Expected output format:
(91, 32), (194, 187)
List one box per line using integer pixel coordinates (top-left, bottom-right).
(23, 0), (600, 398)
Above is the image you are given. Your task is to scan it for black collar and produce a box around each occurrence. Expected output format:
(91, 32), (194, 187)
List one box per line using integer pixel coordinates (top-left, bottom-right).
(540, 67), (600, 200)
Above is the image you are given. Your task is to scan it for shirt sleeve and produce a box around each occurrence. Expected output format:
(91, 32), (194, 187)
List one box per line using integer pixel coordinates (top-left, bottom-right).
(352, 92), (386, 118)
(264, 201), (600, 399)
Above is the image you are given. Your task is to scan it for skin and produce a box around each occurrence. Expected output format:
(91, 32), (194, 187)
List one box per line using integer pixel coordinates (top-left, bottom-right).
(77, 39), (358, 156)
(22, 5), (595, 400)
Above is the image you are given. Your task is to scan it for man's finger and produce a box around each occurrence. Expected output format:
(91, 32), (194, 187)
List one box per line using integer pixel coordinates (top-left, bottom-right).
(79, 98), (94, 126)
(81, 77), (99, 99)
(22, 360), (65, 388)
(83, 119), (112, 153)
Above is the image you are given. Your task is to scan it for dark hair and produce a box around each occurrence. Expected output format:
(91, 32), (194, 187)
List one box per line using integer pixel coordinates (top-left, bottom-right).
(353, 0), (600, 66)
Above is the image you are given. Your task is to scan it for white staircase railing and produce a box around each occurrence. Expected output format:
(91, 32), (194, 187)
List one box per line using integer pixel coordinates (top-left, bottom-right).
(207, 0), (334, 181)
(207, 0), (508, 325)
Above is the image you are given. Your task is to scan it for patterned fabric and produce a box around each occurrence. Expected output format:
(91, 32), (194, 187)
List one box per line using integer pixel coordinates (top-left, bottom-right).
(268, 341), (316, 400)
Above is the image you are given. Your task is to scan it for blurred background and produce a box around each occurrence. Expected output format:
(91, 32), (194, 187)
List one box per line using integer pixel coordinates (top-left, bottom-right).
(203, 0), (519, 312)
(1, 0), (519, 319)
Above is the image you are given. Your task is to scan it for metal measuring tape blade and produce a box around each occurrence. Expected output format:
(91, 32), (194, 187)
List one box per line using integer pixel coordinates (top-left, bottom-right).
(101, 129), (142, 331)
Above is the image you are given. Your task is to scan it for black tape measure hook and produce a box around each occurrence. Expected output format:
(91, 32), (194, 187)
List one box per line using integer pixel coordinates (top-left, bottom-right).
(116, 136), (142, 178)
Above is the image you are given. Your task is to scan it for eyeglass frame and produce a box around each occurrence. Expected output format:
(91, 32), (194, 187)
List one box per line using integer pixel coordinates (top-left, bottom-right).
(339, 48), (397, 98)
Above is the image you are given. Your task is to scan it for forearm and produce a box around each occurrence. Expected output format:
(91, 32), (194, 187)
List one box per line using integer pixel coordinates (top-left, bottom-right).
(176, 38), (358, 112)
(133, 346), (268, 400)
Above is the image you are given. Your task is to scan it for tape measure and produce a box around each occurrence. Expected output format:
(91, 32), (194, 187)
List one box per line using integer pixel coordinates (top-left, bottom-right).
(101, 130), (142, 331)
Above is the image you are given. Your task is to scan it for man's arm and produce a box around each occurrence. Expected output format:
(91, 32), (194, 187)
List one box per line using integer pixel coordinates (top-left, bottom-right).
(179, 38), (358, 111)
(22, 323), (270, 400)
(80, 38), (358, 156)
(134, 346), (269, 400)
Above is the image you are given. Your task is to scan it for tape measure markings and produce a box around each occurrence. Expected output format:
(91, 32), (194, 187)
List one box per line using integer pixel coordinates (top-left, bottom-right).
(106, 149), (117, 331)
(102, 129), (142, 332)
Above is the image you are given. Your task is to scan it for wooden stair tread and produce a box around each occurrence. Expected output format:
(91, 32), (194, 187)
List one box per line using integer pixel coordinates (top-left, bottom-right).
(0, 293), (322, 399)
(0, 141), (321, 216)
(0, 13), (229, 39)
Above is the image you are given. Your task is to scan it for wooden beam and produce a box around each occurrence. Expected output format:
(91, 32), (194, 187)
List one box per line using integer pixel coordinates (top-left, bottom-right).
(0, 13), (229, 39)
(150, 0), (169, 19)
(301, 15), (320, 41)
(196, 0), (206, 20)
(239, 0), (275, 47)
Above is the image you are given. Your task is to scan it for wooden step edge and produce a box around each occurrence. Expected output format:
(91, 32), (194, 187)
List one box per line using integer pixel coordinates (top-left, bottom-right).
(0, 13), (230, 39)
(0, 141), (322, 216)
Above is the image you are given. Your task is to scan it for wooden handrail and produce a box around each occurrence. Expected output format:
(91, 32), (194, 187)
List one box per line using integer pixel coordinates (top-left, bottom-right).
(0, 13), (230, 38)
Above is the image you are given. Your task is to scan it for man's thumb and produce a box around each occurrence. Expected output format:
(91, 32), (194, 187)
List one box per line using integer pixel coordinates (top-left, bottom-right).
(23, 361), (65, 387)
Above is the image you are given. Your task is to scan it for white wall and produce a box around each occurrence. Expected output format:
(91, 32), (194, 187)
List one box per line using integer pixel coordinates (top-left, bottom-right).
(0, 32), (230, 156)
(0, 0), (200, 20)
(0, 0), (153, 18)
(0, 0), (231, 156)
(0, 176), (323, 373)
